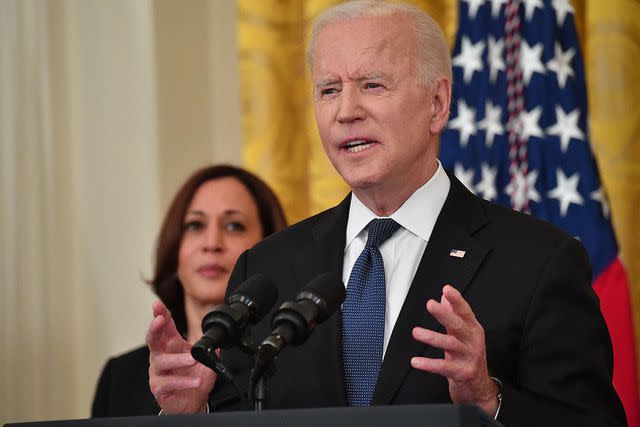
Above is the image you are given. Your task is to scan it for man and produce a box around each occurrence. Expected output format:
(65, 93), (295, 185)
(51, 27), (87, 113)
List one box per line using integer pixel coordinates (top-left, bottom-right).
(146, 1), (626, 425)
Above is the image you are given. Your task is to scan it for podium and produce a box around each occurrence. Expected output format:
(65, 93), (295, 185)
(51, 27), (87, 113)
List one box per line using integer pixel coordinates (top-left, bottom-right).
(5, 404), (502, 427)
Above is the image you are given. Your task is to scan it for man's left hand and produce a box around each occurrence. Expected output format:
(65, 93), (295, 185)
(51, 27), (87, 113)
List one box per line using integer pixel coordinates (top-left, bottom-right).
(410, 285), (499, 416)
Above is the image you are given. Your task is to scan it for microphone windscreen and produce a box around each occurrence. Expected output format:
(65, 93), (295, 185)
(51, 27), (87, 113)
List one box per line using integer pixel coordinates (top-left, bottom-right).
(297, 272), (345, 322)
(228, 274), (278, 321)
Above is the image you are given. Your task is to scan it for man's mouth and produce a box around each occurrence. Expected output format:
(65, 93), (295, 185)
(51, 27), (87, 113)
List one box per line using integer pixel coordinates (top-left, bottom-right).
(343, 139), (376, 153)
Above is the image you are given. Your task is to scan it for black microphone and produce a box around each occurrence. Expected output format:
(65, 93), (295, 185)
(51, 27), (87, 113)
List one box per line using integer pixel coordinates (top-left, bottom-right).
(191, 274), (278, 368)
(256, 272), (346, 364)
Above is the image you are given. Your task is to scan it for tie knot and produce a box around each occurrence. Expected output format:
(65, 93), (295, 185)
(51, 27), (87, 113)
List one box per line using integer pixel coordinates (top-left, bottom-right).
(365, 218), (400, 249)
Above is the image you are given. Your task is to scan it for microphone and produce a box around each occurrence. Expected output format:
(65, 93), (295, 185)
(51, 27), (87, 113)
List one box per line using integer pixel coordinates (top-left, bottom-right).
(191, 274), (278, 368)
(256, 272), (346, 364)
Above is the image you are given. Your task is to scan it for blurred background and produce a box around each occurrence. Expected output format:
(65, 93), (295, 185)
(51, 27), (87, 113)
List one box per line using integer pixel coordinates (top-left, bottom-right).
(1, 0), (638, 424)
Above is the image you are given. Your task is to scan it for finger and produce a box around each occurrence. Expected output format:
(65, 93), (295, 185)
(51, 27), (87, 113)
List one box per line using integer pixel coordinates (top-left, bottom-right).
(152, 300), (170, 318)
(412, 327), (463, 354)
(151, 352), (198, 374)
(150, 375), (202, 397)
(426, 299), (473, 341)
(411, 356), (460, 379)
(147, 302), (187, 353)
(441, 285), (478, 324)
(146, 313), (169, 352)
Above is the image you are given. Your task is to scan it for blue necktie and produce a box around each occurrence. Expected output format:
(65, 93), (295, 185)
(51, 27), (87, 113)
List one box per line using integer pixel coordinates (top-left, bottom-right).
(342, 218), (401, 406)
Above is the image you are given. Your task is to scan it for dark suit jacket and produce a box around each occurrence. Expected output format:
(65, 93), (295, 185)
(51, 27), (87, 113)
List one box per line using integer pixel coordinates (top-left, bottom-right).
(216, 173), (626, 426)
(92, 345), (160, 417)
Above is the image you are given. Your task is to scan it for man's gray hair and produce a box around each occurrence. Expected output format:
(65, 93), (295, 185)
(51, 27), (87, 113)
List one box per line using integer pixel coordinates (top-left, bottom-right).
(306, 0), (452, 87)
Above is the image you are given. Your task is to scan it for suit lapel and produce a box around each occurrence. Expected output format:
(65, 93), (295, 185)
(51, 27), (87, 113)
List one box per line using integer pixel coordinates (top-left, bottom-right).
(291, 194), (350, 405)
(292, 194), (350, 286)
(373, 173), (493, 404)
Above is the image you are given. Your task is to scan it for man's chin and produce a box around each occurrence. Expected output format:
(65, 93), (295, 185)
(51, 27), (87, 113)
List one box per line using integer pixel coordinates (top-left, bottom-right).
(343, 174), (381, 192)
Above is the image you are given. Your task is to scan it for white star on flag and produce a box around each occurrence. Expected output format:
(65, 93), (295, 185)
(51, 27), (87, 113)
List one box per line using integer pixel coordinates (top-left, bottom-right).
(547, 169), (584, 216)
(463, 0), (486, 19)
(590, 186), (611, 218)
(551, 0), (575, 26)
(520, 40), (546, 85)
(489, 0), (507, 18)
(454, 163), (476, 192)
(487, 35), (505, 82)
(475, 163), (498, 201)
(453, 36), (486, 83)
(505, 169), (541, 211)
(449, 100), (478, 146)
(522, 0), (544, 21)
(547, 42), (575, 88)
(546, 105), (584, 152)
(518, 106), (545, 142)
(477, 101), (504, 147)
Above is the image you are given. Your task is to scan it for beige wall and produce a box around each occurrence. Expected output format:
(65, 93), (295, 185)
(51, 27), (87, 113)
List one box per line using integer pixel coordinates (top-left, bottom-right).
(0, 0), (241, 423)
(154, 0), (242, 207)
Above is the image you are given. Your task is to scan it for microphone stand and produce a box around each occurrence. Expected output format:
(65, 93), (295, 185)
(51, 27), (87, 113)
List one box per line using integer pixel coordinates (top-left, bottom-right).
(251, 361), (274, 411)
(249, 340), (279, 411)
(191, 332), (258, 411)
(194, 330), (278, 411)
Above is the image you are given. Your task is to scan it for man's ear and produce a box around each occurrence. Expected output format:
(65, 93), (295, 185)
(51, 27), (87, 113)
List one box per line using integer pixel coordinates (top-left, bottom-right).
(429, 76), (452, 135)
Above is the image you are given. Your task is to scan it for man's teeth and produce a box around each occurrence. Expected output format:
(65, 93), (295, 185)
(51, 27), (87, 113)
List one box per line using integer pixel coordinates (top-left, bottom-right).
(345, 140), (373, 152)
(348, 144), (371, 153)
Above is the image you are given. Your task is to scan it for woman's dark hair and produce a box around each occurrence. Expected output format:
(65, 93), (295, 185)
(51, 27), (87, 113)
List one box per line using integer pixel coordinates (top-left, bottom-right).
(148, 164), (288, 335)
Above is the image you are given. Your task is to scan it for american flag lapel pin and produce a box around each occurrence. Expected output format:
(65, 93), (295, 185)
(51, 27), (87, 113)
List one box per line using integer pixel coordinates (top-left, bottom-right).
(449, 249), (466, 258)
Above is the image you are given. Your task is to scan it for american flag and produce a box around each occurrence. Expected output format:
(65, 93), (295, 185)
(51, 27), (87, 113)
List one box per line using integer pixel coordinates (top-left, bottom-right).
(439, 0), (638, 424)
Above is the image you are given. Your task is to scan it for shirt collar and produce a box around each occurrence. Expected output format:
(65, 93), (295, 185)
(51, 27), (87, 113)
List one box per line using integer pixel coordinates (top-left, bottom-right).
(345, 161), (450, 248)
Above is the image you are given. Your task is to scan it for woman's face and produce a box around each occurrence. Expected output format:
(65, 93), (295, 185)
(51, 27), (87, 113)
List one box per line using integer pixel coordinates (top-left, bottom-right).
(177, 177), (264, 307)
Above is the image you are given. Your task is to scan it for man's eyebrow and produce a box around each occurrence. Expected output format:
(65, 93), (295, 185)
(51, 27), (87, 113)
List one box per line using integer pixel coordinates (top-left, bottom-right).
(315, 78), (341, 88)
(316, 72), (391, 87)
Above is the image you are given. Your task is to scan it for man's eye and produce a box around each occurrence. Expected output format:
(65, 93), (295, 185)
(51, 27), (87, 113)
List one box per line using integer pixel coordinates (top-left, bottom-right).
(183, 220), (204, 231)
(225, 222), (246, 232)
(321, 88), (338, 96)
(364, 82), (381, 89)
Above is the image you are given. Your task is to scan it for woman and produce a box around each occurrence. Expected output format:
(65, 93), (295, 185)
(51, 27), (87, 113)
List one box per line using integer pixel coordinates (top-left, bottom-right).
(91, 164), (287, 417)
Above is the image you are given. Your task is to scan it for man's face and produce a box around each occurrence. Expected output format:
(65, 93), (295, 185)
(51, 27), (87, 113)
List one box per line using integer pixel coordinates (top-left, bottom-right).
(312, 14), (440, 196)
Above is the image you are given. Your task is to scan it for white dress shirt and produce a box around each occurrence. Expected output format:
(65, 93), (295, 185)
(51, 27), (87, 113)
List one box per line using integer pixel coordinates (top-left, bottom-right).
(342, 162), (450, 356)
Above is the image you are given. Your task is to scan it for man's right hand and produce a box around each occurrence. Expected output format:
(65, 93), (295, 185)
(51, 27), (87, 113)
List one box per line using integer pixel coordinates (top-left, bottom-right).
(147, 301), (217, 414)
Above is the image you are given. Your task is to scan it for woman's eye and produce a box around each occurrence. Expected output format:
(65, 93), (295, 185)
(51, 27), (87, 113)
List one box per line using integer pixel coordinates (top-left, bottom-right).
(225, 221), (246, 232)
(183, 220), (204, 232)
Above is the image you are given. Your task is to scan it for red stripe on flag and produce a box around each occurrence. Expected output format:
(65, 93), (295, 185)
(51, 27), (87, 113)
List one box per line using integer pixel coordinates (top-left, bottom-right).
(593, 257), (639, 426)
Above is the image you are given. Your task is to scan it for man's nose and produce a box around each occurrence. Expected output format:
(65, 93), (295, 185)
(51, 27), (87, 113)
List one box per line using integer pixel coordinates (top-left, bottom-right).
(337, 85), (366, 123)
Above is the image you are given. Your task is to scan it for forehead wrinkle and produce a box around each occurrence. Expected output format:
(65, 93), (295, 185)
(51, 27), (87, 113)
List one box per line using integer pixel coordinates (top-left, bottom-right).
(346, 48), (390, 80)
(352, 70), (391, 81)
